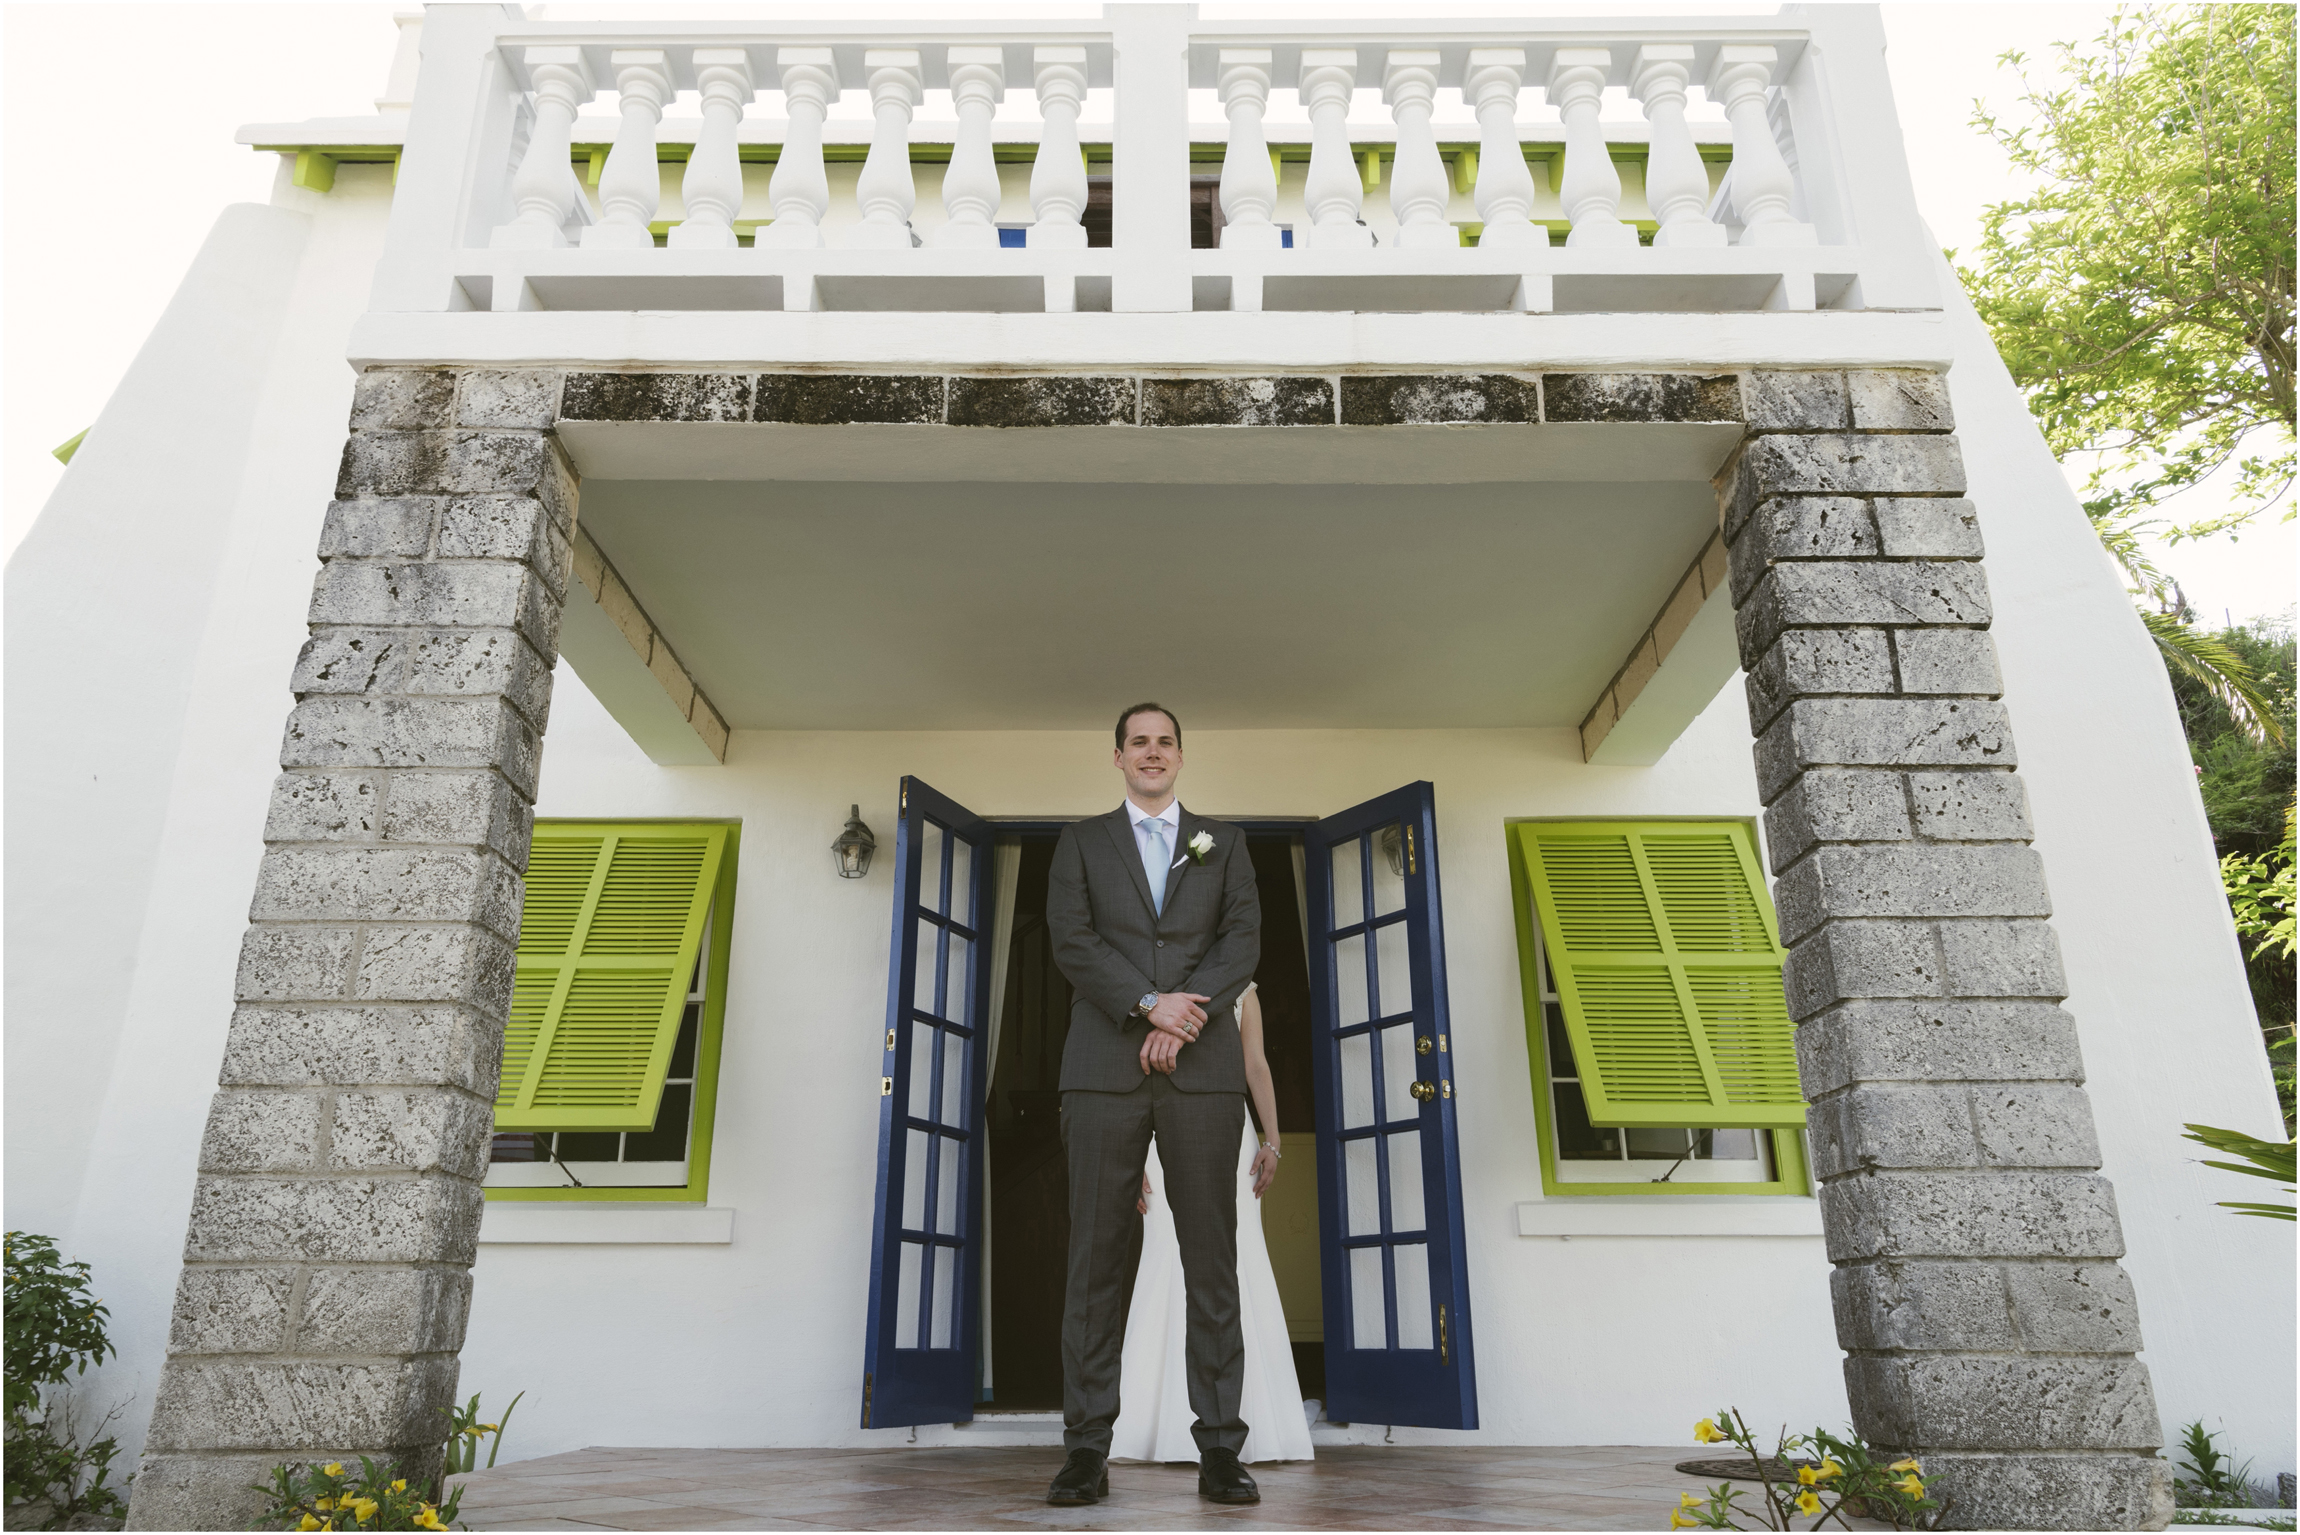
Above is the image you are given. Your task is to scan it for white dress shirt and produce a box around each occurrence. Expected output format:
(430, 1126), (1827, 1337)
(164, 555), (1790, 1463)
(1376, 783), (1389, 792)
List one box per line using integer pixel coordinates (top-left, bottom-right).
(1126, 800), (1182, 915)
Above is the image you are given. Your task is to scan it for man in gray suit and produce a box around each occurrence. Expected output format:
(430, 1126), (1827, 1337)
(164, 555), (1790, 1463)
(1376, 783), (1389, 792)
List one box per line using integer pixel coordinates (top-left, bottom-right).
(1042, 703), (1262, 1507)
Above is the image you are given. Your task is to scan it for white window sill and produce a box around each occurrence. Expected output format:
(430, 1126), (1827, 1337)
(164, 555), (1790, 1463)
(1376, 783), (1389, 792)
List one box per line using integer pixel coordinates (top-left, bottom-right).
(1516, 1199), (1822, 1238)
(478, 1202), (734, 1245)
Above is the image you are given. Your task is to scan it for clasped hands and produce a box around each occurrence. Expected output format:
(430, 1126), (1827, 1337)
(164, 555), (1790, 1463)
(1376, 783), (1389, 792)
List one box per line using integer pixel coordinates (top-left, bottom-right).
(1138, 991), (1211, 1075)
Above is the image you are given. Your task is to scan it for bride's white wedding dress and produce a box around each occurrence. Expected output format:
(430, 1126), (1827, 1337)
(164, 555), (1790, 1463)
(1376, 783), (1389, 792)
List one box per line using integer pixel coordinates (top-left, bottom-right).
(1108, 1121), (1315, 1463)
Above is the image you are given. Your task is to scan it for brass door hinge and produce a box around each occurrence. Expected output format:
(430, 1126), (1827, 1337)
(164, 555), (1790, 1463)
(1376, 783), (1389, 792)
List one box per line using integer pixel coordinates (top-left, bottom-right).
(1438, 1304), (1449, 1363)
(862, 1371), (874, 1427)
(881, 1076), (893, 1096)
(1404, 824), (1417, 875)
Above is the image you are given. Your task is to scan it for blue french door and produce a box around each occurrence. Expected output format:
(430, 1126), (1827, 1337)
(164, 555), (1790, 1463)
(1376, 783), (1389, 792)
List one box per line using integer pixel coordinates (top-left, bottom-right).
(861, 777), (996, 1428)
(1303, 782), (1479, 1429)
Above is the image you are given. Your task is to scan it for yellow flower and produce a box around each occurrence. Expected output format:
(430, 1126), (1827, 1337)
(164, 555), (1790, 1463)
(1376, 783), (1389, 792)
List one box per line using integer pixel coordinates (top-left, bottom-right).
(391, 1481), (407, 1493)
(350, 1497), (379, 1520)
(299, 1519), (321, 1532)
(1694, 1418), (1725, 1444)
(413, 1513), (447, 1532)
(1894, 1474), (1925, 1498)
(1668, 1513), (1696, 1530)
(323, 1463), (344, 1478)
(1817, 1459), (1844, 1482)
(1889, 1458), (1922, 1474)
(1680, 1493), (1701, 1508)
(1797, 1466), (1819, 1486)
(1795, 1491), (1823, 1516)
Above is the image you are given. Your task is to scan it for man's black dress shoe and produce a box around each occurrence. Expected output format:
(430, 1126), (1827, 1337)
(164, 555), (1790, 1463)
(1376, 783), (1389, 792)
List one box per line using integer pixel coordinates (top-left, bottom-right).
(1198, 1447), (1260, 1504)
(1046, 1448), (1109, 1505)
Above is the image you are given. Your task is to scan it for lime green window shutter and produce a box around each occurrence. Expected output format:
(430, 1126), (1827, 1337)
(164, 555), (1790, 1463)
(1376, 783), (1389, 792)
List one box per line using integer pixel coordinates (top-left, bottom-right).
(495, 822), (731, 1133)
(1516, 821), (1804, 1130)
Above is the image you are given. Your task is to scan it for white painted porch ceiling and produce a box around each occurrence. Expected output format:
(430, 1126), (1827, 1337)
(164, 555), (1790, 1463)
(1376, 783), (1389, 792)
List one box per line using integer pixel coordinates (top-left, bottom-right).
(579, 471), (1722, 732)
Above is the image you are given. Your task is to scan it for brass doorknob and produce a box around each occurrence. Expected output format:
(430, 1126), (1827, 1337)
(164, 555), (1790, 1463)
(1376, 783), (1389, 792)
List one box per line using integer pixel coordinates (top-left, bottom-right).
(1415, 1035), (1434, 1055)
(1409, 1080), (1437, 1103)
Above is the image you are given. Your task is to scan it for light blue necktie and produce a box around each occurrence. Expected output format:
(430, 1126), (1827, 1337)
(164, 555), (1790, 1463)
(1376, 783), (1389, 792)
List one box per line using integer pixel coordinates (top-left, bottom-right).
(1144, 818), (1169, 916)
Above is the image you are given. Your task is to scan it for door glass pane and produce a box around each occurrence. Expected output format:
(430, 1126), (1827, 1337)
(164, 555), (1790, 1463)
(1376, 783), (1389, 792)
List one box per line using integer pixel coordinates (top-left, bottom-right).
(1344, 1135), (1381, 1236)
(919, 821), (947, 915)
(914, 920), (943, 1018)
(948, 835), (974, 928)
(896, 1241), (922, 1348)
(1386, 1129), (1426, 1233)
(1372, 823), (1408, 918)
(1374, 918), (1412, 1020)
(930, 1246), (956, 1348)
(943, 932), (972, 1026)
(936, 1134), (962, 1234)
(1332, 934), (1368, 1027)
(908, 1022), (937, 1120)
(902, 1127), (930, 1230)
(1380, 1023), (1419, 1124)
(1330, 839), (1364, 929)
(1338, 1032), (1374, 1130)
(1393, 1243), (1433, 1349)
(1351, 1246), (1387, 1348)
(940, 1030), (969, 1128)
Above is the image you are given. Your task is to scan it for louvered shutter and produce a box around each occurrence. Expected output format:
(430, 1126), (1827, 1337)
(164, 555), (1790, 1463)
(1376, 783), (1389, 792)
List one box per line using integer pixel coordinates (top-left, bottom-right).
(494, 822), (731, 1133)
(1515, 821), (1804, 1130)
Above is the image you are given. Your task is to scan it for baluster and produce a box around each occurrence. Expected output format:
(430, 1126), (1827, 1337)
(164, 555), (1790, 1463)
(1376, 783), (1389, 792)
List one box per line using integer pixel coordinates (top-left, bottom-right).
(933, 47), (1006, 248)
(490, 47), (595, 249)
(1545, 47), (1636, 249)
(1631, 46), (1725, 249)
(670, 49), (753, 249)
(1382, 50), (1451, 248)
(760, 48), (837, 249)
(1463, 49), (1540, 248)
(1217, 50), (1281, 249)
(847, 49), (923, 248)
(1707, 45), (1816, 246)
(584, 49), (673, 249)
(1299, 49), (1372, 250)
(1029, 47), (1089, 247)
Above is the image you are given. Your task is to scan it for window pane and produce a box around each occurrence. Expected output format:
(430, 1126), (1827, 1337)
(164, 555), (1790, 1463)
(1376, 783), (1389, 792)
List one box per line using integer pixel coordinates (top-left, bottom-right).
(1627, 1126), (1694, 1158)
(902, 1127), (930, 1231)
(489, 1133), (540, 1163)
(1550, 1082), (1618, 1161)
(919, 821), (947, 915)
(948, 835), (974, 928)
(1332, 933), (1369, 1027)
(1393, 1243), (1433, 1349)
(908, 1022), (937, 1121)
(1374, 918), (1411, 1020)
(915, 918), (944, 1018)
(666, 1006), (700, 1080)
(1705, 1128), (1760, 1161)
(1544, 1004), (1575, 1078)
(896, 1242), (922, 1349)
(1330, 839), (1364, 930)
(1380, 1023), (1419, 1124)
(931, 1245), (956, 1349)
(1372, 824), (1408, 917)
(1344, 1135), (1381, 1236)
(1338, 1032), (1374, 1130)
(944, 932), (973, 1025)
(940, 1029), (969, 1129)
(1350, 1246), (1386, 1349)
(1385, 1130), (1425, 1234)
(936, 1134), (962, 1235)
(555, 1130), (619, 1161)
(623, 1082), (692, 1161)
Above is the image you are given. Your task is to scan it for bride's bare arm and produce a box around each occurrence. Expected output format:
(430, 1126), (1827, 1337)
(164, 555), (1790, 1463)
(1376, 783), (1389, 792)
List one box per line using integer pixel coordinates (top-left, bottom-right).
(1240, 990), (1281, 1197)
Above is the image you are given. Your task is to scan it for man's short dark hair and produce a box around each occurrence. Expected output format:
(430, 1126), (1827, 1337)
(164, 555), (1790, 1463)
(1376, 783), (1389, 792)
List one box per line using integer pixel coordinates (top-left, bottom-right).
(1115, 702), (1181, 751)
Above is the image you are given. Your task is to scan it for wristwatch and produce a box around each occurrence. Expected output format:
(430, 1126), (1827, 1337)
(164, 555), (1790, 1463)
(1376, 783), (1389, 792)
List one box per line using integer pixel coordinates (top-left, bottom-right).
(1134, 992), (1159, 1018)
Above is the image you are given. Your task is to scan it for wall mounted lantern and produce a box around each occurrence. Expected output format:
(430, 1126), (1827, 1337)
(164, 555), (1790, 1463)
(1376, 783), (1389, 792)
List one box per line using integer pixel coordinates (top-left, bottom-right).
(833, 805), (877, 879)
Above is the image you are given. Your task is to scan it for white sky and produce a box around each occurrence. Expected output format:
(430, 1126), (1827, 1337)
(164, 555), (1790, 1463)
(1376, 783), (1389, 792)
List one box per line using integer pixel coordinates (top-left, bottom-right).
(3, 0), (2291, 622)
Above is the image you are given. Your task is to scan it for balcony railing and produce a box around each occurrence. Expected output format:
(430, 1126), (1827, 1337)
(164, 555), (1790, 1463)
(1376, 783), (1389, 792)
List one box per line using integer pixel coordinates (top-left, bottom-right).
(370, 6), (1933, 319)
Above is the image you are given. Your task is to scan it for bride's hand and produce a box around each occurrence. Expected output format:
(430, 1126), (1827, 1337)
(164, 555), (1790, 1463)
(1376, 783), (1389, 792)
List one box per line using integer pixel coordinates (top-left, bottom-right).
(1250, 1144), (1278, 1198)
(1137, 1173), (1151, 1215)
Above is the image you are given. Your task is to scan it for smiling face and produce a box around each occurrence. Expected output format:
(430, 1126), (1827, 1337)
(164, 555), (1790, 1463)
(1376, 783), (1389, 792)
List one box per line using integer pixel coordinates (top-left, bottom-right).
(1114, 708), (1183, 809)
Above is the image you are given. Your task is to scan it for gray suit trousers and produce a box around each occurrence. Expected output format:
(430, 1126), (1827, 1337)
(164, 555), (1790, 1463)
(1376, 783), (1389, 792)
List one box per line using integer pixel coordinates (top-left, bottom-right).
(1059, 1076), (1248, 1457)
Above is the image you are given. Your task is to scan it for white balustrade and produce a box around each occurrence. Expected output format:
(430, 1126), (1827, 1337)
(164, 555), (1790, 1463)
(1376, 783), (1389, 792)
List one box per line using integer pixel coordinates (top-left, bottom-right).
(933, 47), (1006, 248)
(1708, 45), (1816, 246)
(848, 49), (923, 249)
(584, 50), (673, 249)
(1547, 48), (1637, 249)
(1299, 49), (1373, 250)
(1028, 47), (1089, 247)
(490, 47), (595, 249)
(1464, 49), (1540, 249)
(1382, 50), (1453, 250)
(1631, 46), (1725, 249)
(670, 49), (751, 249)
(1216, 50), (1281, 250)
(759, 48), (837, 249)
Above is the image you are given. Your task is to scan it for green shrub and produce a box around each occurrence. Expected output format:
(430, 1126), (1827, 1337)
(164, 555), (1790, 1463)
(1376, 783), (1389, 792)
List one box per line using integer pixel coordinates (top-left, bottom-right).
(3, 1232), (130, 1529)
(247, 1458), (465, 1532)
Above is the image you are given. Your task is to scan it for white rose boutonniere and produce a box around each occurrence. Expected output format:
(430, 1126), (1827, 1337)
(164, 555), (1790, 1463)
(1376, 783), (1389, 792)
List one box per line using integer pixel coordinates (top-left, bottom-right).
(1186, 830), (1216, 865)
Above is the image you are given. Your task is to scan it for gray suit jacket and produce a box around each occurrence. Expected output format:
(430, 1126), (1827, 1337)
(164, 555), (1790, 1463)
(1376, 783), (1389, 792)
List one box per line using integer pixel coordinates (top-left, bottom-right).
(1047, 806), (1261, 1094)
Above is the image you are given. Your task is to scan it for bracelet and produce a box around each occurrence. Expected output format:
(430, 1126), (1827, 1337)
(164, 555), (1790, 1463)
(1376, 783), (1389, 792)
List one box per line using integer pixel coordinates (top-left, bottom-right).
(1261, 1141), (1281, 1159)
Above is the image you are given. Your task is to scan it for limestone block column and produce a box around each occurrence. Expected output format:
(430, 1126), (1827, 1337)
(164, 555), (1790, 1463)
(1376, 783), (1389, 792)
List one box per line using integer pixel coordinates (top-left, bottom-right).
(129, 368), (572, 1530)
(1721, 370), (2173, 1531)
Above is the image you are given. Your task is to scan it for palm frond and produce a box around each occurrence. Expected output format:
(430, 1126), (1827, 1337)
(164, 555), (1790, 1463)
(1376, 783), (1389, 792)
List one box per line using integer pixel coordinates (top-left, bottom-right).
(2142, 609), (2289, 746)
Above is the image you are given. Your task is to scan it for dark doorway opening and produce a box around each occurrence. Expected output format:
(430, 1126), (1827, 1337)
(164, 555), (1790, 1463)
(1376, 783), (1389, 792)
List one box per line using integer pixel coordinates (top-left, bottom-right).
(983, 828), (1320, 1410)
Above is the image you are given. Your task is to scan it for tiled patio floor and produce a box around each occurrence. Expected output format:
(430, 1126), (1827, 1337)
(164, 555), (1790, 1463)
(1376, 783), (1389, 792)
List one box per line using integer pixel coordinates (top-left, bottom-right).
(446, 1443), (1859, 1532)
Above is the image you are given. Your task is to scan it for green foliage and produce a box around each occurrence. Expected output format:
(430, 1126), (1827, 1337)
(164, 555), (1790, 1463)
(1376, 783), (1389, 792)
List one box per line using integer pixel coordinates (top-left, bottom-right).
(4, 1233), (130, 1529)
(1961, 4), (2296, 532)
(1671, 1409), (1947, 1531)
(439, 1392), (522, 1475)
(247, 1457), (464, 1532)
(2172, 1420), (2277, 1509)
(2181, 1123), (2297, 1219)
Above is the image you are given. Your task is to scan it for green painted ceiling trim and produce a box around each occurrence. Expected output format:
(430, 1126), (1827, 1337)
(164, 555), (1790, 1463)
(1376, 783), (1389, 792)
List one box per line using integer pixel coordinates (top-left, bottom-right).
(293, 150), (337, 192)
(51, 428), (88, 465)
